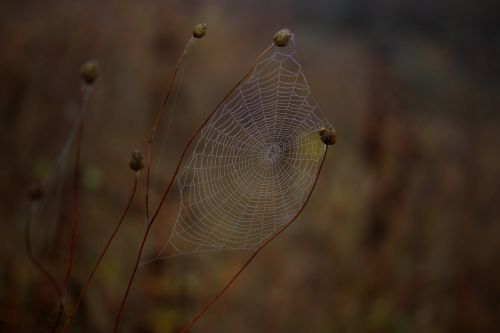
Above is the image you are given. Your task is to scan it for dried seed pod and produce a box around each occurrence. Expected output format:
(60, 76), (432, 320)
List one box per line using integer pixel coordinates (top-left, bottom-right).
(273, 29), (292, 47)
(193, 23), (208, 39)
(81, 60), (100, 85)
(129, 150), (144, 172)
(319, 127), (336, 145)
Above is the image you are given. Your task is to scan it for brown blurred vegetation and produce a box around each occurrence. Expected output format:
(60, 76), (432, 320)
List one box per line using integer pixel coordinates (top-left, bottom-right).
(1, 0), (499, 332)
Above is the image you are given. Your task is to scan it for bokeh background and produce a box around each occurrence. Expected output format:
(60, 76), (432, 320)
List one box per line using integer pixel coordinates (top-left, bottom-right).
(1, 0), (499, 332)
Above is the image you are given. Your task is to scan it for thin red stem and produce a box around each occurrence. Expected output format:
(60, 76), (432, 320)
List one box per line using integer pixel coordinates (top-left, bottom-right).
(113, 44), (275, 332)
(113, 223), (152, 333)
(24, 205), (64, 299)
(149, 44), (274, 226)
(146, 38), (194, 220)
(60, 175), (138, 333)
(178, 146), (329, 333)
(64, 86), (89, 289)
(49, 303), (64, 333)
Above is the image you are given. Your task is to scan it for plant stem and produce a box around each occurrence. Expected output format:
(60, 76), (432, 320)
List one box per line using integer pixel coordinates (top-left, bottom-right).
(177, 146), (329, 333)
(25, 204), (64, 333)
(113, 43), (275, 332)
(145, 38), (195, 221)
(60, 174), (138, 333)
(64, 85), (90, 289)
(149, 43), (274, 226)
(24, 203), (64, 300)
(113, 221), (152, 333)
(49, 302), (64, 333)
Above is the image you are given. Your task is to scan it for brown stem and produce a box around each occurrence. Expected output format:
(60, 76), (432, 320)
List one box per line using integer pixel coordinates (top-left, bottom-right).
(113, 44), (275, 332)
(24, 204), (64, 300)
(26, 84), (91, 333)
(60, 175), (138, 333)
(178, 146), (329, 333)
(49, 302), (64, 333)
(149, 43), (275, 226)
(113, 223), (152, 333)
(64, 85), (90, 289)
(146, 38), (194, 221)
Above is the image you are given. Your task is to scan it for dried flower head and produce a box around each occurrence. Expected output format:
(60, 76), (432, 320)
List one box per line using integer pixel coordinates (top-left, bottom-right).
(81, 60), (100, 85)
(273, 29), (292, 47)
(193, 23), (208, 39)
(319, 127), (336, 145)
(129, 150), (144, 172)
(28, 182), (44, 201)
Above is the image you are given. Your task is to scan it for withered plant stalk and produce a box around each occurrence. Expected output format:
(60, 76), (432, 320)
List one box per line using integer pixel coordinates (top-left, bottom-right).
(113, 43), (275, 332)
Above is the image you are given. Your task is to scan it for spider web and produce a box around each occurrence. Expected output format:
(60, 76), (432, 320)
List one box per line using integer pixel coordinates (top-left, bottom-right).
(157, 38), (332, 258)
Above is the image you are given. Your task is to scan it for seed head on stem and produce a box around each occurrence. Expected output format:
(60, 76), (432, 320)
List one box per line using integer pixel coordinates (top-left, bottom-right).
(319, 127), (336, 145)
(273, 28), (292, 47)
(80, 60), (100, 85)
(129, 150), (145, 172)
(193, 23), (208, 39)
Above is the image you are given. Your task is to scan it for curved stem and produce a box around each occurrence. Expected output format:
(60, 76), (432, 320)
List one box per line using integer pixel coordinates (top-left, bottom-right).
(49, 302), (64, 333)
(149, 43), (274, 226)
(60, 175), (138, 333)
(146, 38), (195, 221)
(178, 146), (329, 333)
(26, 212), (64, 333)
(64, 85), (90, 289)
(113, 223), (152, 333)
(24, 204), (64, 300)
(113, 44), (275, 332)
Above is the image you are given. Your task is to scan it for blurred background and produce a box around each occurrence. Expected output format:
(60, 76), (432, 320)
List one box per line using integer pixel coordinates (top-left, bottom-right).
(1, 0), (499, 332)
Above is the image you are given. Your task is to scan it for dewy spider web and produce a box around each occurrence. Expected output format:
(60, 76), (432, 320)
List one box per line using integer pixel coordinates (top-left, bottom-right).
(156, 37), (332, 258)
